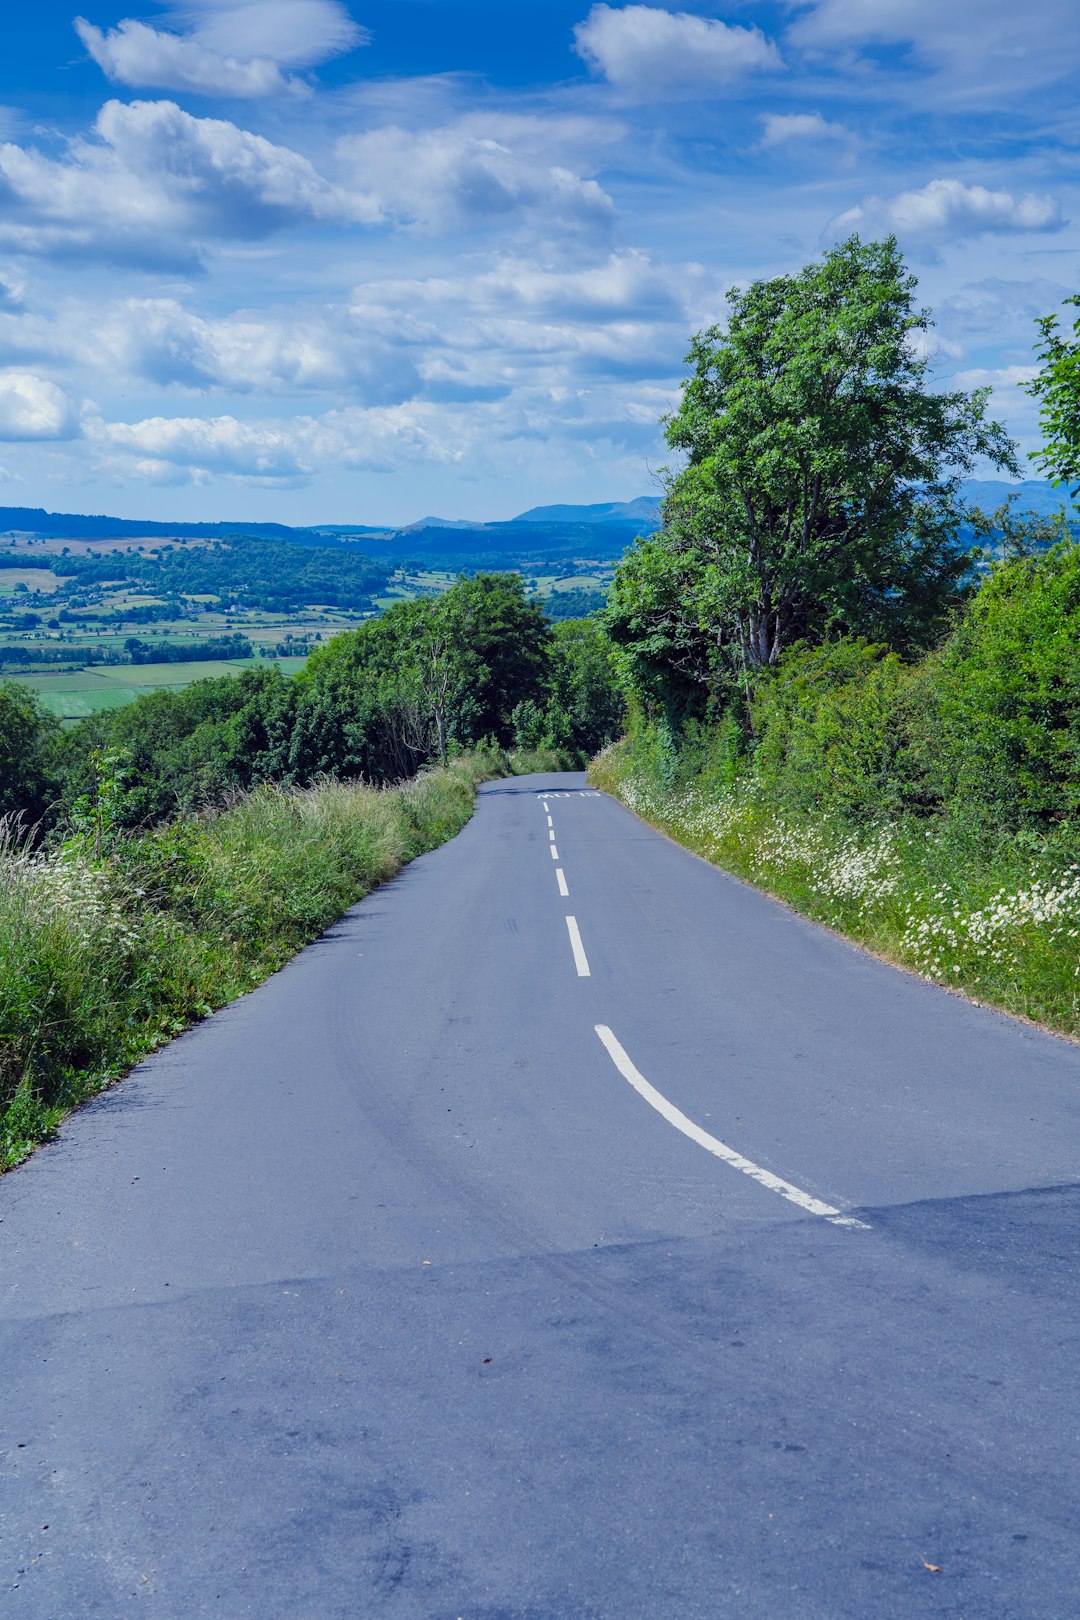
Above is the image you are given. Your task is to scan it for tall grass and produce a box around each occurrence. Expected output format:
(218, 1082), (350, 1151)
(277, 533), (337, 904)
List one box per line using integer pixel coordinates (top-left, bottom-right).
(0, 750), (513, 1169)
(591, 741), (1080, 1040)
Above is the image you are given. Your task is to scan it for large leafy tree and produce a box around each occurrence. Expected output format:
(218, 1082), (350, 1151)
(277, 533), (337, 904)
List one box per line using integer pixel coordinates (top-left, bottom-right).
(607, 235), (1018, 708)
(1025, 295), (1080, 495)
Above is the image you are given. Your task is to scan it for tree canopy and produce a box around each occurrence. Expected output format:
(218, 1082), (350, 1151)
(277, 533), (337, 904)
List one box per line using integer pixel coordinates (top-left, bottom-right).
(606, 235), (1018, 710)
(1026, 296), (1080, 496)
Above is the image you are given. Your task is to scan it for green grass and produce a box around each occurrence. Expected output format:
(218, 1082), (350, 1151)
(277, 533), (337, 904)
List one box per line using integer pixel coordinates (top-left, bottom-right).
(14, 658), (311, 720)
(0, 748), (514, 1169)
(0, 569), (65, 596)
(591, 742), (1080, 1041)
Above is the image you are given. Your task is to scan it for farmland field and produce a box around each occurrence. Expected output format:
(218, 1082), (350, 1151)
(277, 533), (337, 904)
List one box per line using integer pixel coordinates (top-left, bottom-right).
(18, 656), (310, 720)
(0, 568), (67, 595)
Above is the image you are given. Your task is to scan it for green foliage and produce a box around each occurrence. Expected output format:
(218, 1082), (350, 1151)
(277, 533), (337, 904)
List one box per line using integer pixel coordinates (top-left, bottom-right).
(542, 586), (608, 619)
(544, 617), (624, 756)
(751, 640), (912, 818)
(26, 573), (614, 834)
(910, 543), (1080, 823)
(0, 754), (500, 1169)
(1026, 296), (1080, 495)
(592, 744), (1080, 1040)
(594, 540), (1080, 1038)
(607, 235), (1018, 710)
(56, 666), (300, 826)
(59, 535), (389, 612)
(0, 680), (60, 823)
(124, 632), (253, 664)
(968, 496), (1075, 562)
(300, 572), (552, 775)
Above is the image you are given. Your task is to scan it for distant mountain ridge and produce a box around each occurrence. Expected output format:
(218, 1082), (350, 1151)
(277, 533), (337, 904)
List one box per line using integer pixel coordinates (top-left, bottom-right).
(0, 484), (1068, 550)
(513, 497), (662, 526)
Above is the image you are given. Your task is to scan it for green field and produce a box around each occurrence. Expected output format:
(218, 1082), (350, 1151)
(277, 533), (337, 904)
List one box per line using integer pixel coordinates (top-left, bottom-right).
(17, 656), (310, 720)
(0, 568), (65, 596)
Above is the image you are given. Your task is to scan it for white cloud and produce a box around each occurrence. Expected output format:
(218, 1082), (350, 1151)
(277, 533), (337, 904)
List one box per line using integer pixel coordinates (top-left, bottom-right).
(0, 102), (616, 268)
(75, 1), (366, 99)
(76, 252), (714, 483)
(573, 3), (781, 96)
(0, 373), (77, 440)
(759, 112), (850, 148)
(88, 297), (421, 402)
(0, 269), (25, 309)
(0, 99), (376, 267)
(831, 179), (1064, 243)
(86, 385), (671, 486)
(905, 329), (963, 362)
(788, 0), (1080, 95)
(337, 121), (614, 236)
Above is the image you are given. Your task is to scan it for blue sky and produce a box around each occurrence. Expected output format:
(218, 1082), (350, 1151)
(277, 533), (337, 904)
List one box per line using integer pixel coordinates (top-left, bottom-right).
(0, 0), (1078, 523)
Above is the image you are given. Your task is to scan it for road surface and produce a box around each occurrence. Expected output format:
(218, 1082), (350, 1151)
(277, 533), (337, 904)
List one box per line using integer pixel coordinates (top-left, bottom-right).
(3, 771), (1080, 1617)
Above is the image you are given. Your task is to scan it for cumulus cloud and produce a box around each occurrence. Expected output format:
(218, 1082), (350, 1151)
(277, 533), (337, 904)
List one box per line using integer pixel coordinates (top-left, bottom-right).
(759, 112), (850, 148)
(337, 121), (614, 235)
(86, 385), (671, 486)
(0, 102), (616, 267)
(831, 179), (1064, 243)
(75, 0), (367, 99)
(90, 297), (421, 402)
(347, 250), (722, 399)
(0, 372), (77, 440)
(0, 99), (376, 267)
(73, 247), (718, 483)
(573, 3), (780, 96)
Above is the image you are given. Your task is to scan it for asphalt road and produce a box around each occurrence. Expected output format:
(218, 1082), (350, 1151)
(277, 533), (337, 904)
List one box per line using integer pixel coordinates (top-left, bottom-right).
(3, 771), (1080, 1617)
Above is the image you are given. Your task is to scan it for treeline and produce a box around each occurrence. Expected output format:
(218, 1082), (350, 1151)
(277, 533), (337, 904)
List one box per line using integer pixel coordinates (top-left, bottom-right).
(1, 574), (622, 829)
(0, 633), (253, 670)
(0, 644), (118, 668)
(596, 233), (1080, 1033)
(57, 535), (389, 612)
(124, 633), (253, 665)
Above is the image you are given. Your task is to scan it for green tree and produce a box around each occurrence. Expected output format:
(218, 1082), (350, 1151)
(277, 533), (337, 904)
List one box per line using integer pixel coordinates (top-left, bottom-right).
(545, 617), (624, 755)
(0, 681), (60, 825)
(607, 236), (1018, 709)
(1025, 296), (1080, 495)
(908, 541), (1080, 824)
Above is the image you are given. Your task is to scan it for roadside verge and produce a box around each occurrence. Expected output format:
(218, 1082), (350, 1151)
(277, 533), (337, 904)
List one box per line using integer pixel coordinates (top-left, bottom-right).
(1, 748), (559, 1170)
(590, 742), (1080, 1044)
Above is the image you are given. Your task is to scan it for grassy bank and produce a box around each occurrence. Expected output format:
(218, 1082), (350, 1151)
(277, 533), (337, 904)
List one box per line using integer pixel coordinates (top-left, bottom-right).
(1, 746), (561, 1169)
(591, 741), (1080, 1040)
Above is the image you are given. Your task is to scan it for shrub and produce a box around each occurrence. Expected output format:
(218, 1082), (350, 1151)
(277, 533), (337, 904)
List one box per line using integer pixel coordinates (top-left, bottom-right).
(0, 753), (501, 1169)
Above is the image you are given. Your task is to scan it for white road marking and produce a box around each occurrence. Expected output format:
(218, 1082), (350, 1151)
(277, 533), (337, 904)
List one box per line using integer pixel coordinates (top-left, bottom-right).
(542, 801), (550, 812)
(546, 815), (553, 828)
(594, 1026), (868, 1230)
(566, 917), (591, 976)
(556, 868), (569, 897)
(550, 844), (559, 860)
(549, 829), (556, 842)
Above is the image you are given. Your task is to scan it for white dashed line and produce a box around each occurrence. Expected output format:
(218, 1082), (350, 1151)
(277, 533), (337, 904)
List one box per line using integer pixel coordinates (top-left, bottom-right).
(566, 917), (591, 977)
(546, 815), (553, 828)
(556, 868), (569, 897)
(549, 829), (556, 842)
(594, 1026), (868, 1229)
(550, 844), (559, 860)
